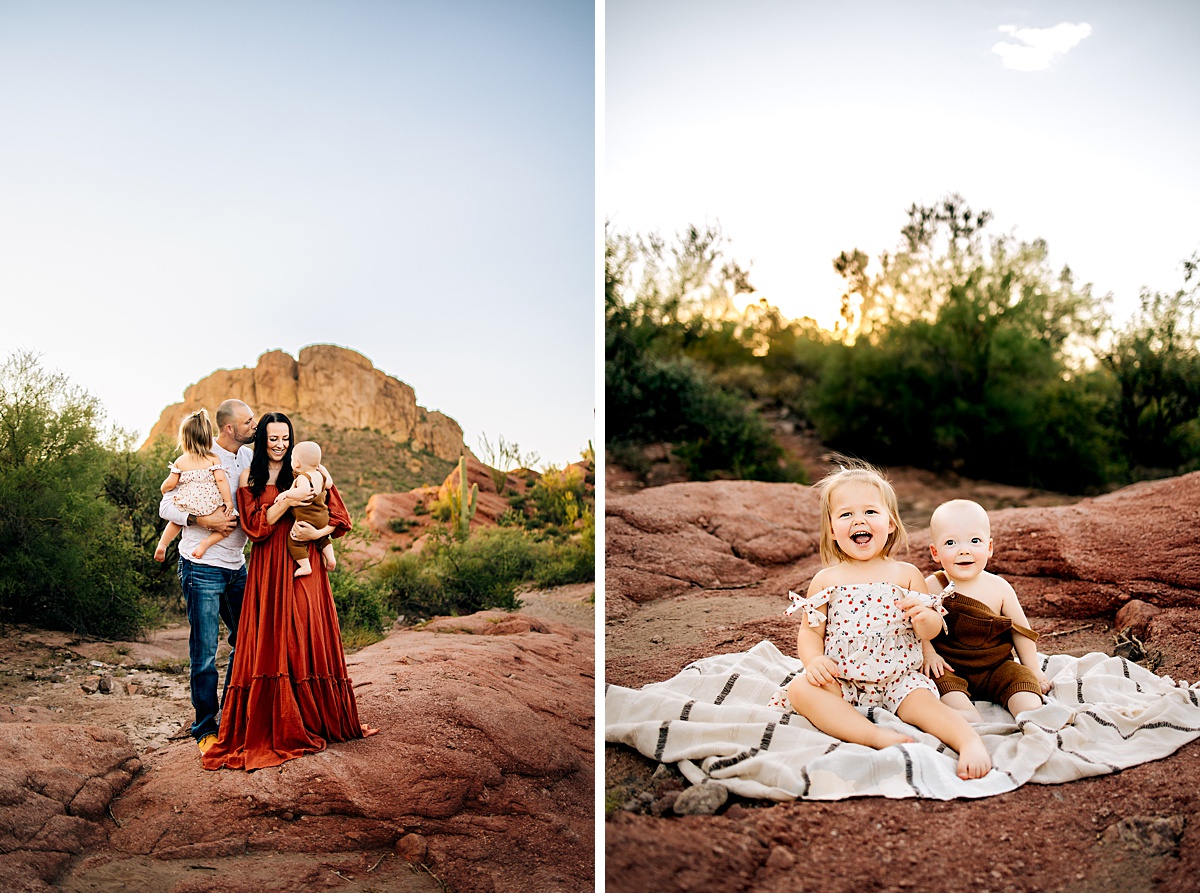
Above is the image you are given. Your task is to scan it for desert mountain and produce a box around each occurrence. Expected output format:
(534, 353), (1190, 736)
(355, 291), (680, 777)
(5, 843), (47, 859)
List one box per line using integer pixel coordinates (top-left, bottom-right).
(142, 344), (464, 463)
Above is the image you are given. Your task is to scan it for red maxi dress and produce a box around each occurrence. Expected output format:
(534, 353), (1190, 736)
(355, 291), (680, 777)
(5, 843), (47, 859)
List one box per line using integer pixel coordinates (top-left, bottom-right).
(202, 482), (364, 771)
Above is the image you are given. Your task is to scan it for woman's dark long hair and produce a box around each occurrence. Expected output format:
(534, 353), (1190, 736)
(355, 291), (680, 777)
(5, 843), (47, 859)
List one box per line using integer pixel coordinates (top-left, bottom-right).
(246, 411), (296, 498)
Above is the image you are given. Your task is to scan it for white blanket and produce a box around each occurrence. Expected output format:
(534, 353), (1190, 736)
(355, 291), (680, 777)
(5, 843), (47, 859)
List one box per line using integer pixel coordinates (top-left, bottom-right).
(604, 640), (1200, 800)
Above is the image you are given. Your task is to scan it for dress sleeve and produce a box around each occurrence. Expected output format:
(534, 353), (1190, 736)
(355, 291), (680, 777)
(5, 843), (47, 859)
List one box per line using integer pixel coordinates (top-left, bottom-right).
(326, 484), (352, 539)
(237, 486), (277, 543)
(784, 588), (831, 627)
(915, 590), (948, 619)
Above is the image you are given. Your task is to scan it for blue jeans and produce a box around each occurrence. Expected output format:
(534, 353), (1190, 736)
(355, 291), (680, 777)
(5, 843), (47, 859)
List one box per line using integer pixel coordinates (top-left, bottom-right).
(178, 558), (247, 740)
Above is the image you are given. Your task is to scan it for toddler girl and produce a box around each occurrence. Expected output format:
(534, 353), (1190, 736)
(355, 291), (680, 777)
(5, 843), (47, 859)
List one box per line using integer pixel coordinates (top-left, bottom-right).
(775, 463), (992, 780)
(153, 409), (235, 562)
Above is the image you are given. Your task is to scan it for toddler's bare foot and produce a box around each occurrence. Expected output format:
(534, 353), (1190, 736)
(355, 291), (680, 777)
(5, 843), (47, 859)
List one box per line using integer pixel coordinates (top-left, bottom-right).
(865, 727), (915, 750)
(957, 738), (992, 779)
(153, 545), (166, 562)
(294, 564), (313, 577)
(191, 543), (208, 559)
(361, 723), (380, 737)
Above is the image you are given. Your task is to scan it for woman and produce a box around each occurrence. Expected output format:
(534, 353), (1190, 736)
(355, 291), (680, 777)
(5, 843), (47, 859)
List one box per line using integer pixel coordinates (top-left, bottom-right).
(202, 412), (377, 771)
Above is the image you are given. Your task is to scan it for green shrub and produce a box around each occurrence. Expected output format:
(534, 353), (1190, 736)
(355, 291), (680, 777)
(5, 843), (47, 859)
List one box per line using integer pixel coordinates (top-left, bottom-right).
(0, 352), (152, 638)
(428, 498), (452, 522)
(375, 550), (455, 618)
(378, 527), (599, 618)
(606, 352), (792, 482)
(496, 508), (523, 527)
(328, 562), (388, 647)
(388, 517), (415, 534)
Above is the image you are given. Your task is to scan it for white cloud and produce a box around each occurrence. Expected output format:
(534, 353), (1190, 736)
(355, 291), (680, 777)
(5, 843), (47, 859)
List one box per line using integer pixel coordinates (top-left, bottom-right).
(993, 22), (1092, 72)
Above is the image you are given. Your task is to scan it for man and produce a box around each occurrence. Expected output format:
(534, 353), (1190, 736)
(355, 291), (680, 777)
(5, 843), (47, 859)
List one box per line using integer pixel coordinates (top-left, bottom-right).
(159, 398), (255, 753)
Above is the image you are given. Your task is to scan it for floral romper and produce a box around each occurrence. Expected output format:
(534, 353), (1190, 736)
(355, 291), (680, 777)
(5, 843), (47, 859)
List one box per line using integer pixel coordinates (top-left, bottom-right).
(170, 463), (226, 516)
(769, 582), (945, 713)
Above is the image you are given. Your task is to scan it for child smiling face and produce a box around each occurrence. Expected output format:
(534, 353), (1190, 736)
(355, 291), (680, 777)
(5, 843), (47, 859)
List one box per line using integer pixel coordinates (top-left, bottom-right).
(828, 479), (896, 562)
(929, 499), (994, 584)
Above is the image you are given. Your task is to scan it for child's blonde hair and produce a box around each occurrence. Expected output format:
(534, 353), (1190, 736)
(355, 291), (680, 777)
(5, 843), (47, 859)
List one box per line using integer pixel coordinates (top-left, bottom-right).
(178, 409), (216, 459)
(816, 461), (907, 565)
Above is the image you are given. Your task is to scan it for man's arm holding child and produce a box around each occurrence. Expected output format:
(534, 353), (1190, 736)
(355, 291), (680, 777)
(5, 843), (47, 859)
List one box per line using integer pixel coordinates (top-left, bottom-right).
(158, 490), (237, 535)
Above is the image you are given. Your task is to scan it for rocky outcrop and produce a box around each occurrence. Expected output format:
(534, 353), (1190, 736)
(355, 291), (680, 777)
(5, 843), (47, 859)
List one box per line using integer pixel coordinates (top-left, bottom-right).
(0, 722), (140, 889)
(141, 344), (464, 462)
(0, 613), (594, 893)
(605, 472), (1200, 622)
(360, 457), (546, 561)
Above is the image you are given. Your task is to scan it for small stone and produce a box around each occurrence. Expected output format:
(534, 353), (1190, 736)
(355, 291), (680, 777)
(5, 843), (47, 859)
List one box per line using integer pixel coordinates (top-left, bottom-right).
(651, 763), (677, 781)
(395, 833), (427, 863)
(650, 791), (679, 817)
(672, 782), (728, 816)
(1114, 600), (1161, 640)
(766, 846), (796, 870)
(80, 676), (100, 694)
(650, 635), (663, 644)
(1101, 815), (1185, 856)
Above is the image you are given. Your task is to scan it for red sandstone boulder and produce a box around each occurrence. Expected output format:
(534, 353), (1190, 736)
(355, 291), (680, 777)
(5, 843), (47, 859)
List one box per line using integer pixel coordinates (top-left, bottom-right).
(0, 613), (593, 893)
(359, 458), (542, 562)
(605, 472), (1200, 622)
(605, 481), (820, 606)
(0, 723), (140, 889)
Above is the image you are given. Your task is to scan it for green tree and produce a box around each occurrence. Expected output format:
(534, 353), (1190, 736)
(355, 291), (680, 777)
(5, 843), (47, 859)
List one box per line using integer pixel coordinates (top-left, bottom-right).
(1101, 254), (1200, 474)
(0, 352), (148, 636)
(814, 196), (1114, 491)
(103, 433), (182, 605)
(606, 223), (796, 482)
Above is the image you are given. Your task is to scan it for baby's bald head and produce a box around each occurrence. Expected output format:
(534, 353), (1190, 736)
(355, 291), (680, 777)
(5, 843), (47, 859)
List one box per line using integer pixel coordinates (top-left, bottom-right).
(929, 499), (991, 541)
(292, 440), (322, 469)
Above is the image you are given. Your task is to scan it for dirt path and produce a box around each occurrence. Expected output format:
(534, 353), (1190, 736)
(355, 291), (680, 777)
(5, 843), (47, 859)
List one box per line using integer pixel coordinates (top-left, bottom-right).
(0, 622), (206, 753)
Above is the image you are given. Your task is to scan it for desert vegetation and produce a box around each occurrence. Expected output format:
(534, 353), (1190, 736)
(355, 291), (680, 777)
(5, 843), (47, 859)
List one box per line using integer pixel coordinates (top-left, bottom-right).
(607, 195), (1200, 492)
(0, 350), (593, 643)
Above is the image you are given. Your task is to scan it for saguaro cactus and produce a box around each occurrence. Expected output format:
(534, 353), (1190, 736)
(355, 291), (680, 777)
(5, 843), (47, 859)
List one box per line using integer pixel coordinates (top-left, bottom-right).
(449, 454), (478, 537)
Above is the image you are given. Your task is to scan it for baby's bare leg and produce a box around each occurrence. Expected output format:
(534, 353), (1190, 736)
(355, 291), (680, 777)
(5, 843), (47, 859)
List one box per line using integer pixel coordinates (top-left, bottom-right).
(294, 557), (313, 577)
(1006, 691), (1043, 718)
(787, 677), (913, 749)
(192, 529), (226, 560)
(941, 690), (985, 724)
(321, 543), (336, 571)
(154, 521), (181, 562)
(896, 689), (992, 779)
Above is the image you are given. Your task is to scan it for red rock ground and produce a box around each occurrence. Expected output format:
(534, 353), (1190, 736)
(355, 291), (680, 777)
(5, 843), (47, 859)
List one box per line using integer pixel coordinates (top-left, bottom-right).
(604, 466), (1200, 893)
(1, 584), (595, 893)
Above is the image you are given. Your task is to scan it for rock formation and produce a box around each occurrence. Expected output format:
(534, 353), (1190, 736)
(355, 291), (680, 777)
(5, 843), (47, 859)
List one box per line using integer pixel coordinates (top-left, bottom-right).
(359, 455), (537, 560)
(141, 344), (464, 462)
(605, 471), (1200, 622)
(0, 612), (594, 893)
(361, 457), (591, 562)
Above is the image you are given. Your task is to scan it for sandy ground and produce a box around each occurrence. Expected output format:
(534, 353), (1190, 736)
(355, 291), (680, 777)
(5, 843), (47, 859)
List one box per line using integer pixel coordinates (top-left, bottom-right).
(0, 581), (596, 759)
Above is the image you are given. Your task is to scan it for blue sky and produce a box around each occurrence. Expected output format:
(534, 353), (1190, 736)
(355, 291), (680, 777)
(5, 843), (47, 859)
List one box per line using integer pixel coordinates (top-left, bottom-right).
(0, 0), (594, 467)
(606, 1), (1200, 328)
